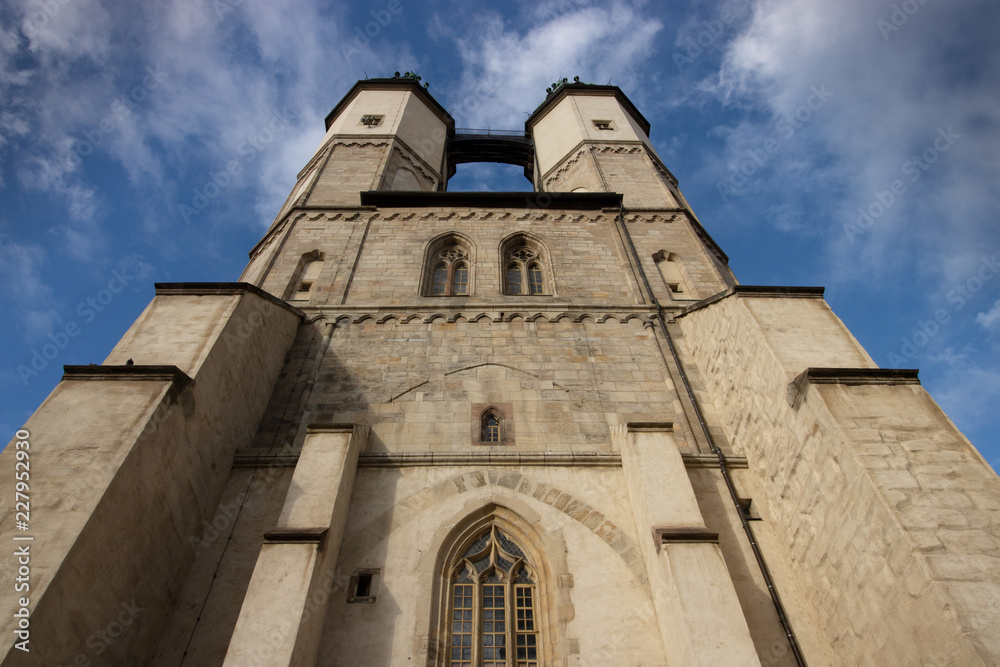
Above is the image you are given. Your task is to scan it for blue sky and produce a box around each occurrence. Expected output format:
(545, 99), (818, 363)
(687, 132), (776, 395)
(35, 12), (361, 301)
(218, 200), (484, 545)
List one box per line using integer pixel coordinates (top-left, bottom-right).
(1, 0), (998, 469)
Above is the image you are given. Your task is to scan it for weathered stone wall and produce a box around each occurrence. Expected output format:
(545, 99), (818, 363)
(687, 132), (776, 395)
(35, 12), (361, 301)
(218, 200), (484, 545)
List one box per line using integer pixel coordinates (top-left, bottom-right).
(243, 317), (690, 457)
(305, 141), (390, 207)
(318, 465), (666, 666)
(677, 292), (1000, 666)
(0, 288), (300, 666)
(542, 147), (606, 193)
(250, 206), (730, 309)
(149, 465), (295, 666)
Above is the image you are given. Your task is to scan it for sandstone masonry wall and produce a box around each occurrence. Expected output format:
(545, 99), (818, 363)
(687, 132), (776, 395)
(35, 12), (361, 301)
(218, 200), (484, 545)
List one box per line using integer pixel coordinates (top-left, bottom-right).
(677, 293), (1000, 665)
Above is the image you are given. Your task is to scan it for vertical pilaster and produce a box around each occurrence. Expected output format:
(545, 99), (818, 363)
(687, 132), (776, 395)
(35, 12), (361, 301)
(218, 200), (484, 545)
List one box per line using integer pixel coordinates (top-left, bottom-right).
(223, 423), (368, 667)
(614, 423), (761, 667)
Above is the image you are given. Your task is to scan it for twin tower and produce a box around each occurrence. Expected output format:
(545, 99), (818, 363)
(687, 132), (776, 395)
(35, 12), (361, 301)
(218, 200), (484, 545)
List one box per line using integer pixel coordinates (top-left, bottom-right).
(3, 75), (999, 667)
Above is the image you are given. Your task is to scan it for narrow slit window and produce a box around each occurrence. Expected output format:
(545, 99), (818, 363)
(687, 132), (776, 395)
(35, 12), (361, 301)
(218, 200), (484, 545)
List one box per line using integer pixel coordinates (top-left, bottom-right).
(433, 262), (449, 295)
(453, 262), (469, 295)
(356, 574), (372, 597)
(515, 584), (539, 666)
(507, 264), (523, 295)
(527, 264), (544, 295)
(593, 119), (614, 131)
(482, 582), (507, 666)
(451, 577), (474, 666)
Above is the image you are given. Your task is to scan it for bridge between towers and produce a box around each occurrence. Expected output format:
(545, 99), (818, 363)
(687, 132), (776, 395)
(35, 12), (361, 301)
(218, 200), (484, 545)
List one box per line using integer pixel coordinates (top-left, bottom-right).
(447, 128), (534, 182)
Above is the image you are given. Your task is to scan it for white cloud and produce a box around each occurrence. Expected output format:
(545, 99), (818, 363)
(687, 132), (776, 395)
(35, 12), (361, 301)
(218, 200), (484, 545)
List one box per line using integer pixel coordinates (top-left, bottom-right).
(929, 359), (1000, 436)
(976, 300), (1000, 331)
(702, 0), (1000, 291)
(0, 236), (59, 340)
(446, 1), (662, 128)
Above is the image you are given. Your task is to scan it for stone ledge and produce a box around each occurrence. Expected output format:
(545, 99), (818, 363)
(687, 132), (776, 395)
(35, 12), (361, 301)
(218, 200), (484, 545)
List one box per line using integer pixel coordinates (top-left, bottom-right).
(626, 421), (674, 432)
(263, 527), (328, 544)
(787, 367), (921, 409)
(62, 364), (192, 389)
(314, 308), (657, 326)
(799, 367), (920, 385)
(232, 455), (299, 469)
(675, 285), (826, 318)
(306, 423), (355, 434)
(230, 451), (749, 470)
(655, 526), (720, 545)
(357, 452), (622, 467)
(682, 454), (749, 469)
(154, 282), (305, 318)
(360, 190), (623, 209)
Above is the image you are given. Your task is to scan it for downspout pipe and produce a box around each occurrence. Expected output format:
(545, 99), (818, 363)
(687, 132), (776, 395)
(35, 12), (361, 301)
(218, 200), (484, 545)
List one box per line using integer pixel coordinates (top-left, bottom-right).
(615, 202), (808, 667)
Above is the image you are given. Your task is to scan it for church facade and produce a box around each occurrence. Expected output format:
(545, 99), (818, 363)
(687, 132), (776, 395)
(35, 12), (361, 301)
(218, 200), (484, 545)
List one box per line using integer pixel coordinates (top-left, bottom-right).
(3, 75), (1000, 666)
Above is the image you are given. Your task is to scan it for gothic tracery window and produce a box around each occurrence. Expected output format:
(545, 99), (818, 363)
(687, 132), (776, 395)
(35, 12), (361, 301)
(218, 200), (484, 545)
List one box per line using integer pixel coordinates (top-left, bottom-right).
(504, 246), (546, 296)
(425, 237), (473, 296)
(447, 525), (540, 667)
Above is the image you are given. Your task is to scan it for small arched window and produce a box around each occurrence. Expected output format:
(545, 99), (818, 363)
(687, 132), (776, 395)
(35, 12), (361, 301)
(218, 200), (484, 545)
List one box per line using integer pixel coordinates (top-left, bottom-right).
(424, 235), (474, 296)
(285, 249), (325, 300)
(480, 408), (503, 443)
(653, 250), (693, 300)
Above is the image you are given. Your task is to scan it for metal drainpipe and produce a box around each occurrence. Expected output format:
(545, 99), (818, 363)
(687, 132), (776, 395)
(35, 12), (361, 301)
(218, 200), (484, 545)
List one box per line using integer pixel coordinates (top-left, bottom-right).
(615, 202), (808, 667)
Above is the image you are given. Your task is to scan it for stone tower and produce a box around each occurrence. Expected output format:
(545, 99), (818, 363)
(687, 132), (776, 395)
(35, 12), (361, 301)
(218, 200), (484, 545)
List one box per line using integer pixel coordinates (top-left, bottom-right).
(3, 75), (999, 667)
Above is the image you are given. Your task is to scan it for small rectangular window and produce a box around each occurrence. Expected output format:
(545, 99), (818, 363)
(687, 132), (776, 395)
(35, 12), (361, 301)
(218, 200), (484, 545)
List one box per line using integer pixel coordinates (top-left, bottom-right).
(297, 281), (312, 293)
(347, 569), (380, 603)
(360, 114), (384, 127)
(593, 120), (614, 131)
(667, 283), (682, 293)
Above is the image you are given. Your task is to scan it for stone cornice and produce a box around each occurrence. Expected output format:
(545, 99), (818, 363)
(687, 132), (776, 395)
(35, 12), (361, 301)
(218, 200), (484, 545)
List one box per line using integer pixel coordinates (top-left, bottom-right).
(786, 367), (920, 408)
(675, 285), (827, 318)
(230, 450), (749, 469)
(303, 304), (659, 325)
(360, 191), (623, 209)
(154, 282), (306, 319)
(62, 364), (192, 389)
(247, 206), (693, 261)
(358, 452), (622, 467)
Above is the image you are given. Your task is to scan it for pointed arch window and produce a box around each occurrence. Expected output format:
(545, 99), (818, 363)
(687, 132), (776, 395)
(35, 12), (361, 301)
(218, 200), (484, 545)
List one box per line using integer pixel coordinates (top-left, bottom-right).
(285, 249), (325, 300)
(424, 235), (474, 296)
(480, 408), (503, 443)
(447, 526), (540, 667)
(504, 248), (547, 295)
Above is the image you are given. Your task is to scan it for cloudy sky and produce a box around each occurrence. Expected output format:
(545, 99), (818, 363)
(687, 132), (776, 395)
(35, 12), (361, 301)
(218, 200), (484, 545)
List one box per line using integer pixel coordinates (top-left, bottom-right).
(1, 0), (998, 468)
